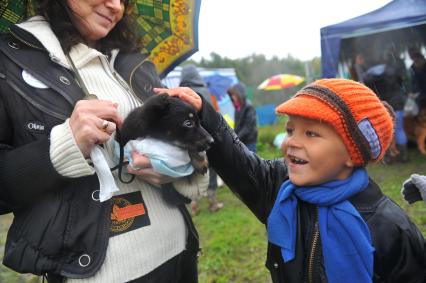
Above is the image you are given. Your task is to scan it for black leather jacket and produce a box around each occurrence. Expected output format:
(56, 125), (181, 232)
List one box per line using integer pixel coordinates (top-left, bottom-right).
(199, 99), (426, 283)
(0, 25), (199, 278)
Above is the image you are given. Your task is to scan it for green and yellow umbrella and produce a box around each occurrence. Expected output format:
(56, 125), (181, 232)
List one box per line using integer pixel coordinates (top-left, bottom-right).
(0, 0), (201, 78)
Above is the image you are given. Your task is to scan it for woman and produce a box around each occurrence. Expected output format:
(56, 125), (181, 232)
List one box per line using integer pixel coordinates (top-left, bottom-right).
(0, 0), (205, 282)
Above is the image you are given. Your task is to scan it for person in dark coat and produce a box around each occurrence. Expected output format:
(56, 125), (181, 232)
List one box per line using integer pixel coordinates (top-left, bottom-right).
(408, 47), (426, 108)
(156, 78), (426, 283)
(363, 51), (409, 163)
(227, 83), (258, 152)
(179, 64), (224, 213)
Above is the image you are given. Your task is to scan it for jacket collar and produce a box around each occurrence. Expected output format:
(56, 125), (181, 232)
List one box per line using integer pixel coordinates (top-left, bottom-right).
(16, 16), (110, 70)
(350, 179), (384, 213)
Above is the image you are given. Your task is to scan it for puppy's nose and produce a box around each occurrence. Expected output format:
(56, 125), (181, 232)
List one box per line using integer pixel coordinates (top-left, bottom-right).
(196, 135), (214, 152)
(207, 135), (214, 145)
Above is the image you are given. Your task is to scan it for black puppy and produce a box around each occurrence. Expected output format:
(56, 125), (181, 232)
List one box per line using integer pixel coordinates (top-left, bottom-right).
(116, 93), (214, 204)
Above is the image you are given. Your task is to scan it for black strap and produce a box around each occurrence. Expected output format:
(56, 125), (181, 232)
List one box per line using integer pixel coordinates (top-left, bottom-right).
(110, 127), (135, 184)
(65, 53), (97, 100)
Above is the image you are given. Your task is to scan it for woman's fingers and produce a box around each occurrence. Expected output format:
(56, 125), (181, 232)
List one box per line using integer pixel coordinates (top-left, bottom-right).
(69, 99), (122, 157)
(130, 168), (175, 186)
(99, 119), (116, 134)
(128, 151), (152, 170)
(153, 87), (202, 111)
(127, 151), (174, 185)
(73, 99), (123, 127)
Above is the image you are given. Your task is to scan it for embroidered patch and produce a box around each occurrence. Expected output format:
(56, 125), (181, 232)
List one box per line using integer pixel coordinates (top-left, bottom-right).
(110, 191), (150, 237)
(22, 70), (49, 89)
(358, 118), (381, 159)
(24, 121), (46, 134)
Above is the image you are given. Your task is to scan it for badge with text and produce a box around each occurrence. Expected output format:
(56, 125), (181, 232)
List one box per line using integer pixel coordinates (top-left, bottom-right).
(110, 191), (150, 237)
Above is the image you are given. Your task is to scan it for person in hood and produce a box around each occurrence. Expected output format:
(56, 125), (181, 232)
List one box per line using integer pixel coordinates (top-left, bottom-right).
(227, 83), (258, 152)
(179, 65), (224, 214)
(180, 64), (214, 106)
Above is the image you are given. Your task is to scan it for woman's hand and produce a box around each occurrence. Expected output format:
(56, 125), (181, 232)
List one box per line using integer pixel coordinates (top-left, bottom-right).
(127, 151), (174, 185)
(153, 87), (202, 111)
(69, 99), (123, 157)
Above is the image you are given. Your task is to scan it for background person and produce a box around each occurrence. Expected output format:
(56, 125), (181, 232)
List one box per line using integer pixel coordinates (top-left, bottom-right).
(179, 64), (224, 214)
(227, 82), (258, 152)
(349, 53), (366, 83)
(0, 0), (207, 282)
(363, 51), (409, 163)
(408, 46), (426, 110)
(160, 78), (426, 282)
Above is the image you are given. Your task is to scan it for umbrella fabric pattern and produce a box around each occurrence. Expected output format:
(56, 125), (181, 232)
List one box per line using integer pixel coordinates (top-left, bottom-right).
(131, 0), (201, 77)
(0, 0), (36, 32)
(0, 0), (201, 78)
(258, 74), (305, 91)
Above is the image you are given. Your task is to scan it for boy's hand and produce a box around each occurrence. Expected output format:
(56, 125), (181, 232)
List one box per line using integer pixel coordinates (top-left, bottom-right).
(153, 87), (202, 112)
(401, 174), (426, 204)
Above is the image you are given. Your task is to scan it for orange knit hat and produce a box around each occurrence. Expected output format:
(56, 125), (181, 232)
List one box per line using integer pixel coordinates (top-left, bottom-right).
(275, 78), (394, 166)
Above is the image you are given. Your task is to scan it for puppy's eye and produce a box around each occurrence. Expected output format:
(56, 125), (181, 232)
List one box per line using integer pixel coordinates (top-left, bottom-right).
(183, 120), (195, 128)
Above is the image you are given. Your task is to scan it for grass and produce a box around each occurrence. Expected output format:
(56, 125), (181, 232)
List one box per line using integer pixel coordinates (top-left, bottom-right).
(1, 122), (426, 283)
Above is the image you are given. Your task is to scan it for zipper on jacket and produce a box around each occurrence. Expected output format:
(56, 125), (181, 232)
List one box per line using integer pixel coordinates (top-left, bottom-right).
(7, 78), (68, 120)
(308, 207), (320, 283)
(9, 29), (45, 51)
(112, 71), (143, 105)
(128, 59), (149, 101)
(99, 55), (143, 105)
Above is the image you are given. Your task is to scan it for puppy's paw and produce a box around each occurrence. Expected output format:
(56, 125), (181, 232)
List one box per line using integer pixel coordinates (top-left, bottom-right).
(189, 151), (209, 175)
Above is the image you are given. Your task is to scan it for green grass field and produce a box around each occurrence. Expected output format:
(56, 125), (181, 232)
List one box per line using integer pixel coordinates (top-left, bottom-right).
(1, 123), (426, 283)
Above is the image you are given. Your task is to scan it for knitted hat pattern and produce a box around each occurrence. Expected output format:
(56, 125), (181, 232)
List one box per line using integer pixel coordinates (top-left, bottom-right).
(275, 78), (394, 166)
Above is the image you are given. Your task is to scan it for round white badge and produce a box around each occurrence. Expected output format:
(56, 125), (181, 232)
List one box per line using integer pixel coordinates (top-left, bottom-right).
(22, 70), (49, 89)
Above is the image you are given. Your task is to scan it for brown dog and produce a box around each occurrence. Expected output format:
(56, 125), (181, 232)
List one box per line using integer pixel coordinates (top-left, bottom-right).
(404, 108), (426, 155)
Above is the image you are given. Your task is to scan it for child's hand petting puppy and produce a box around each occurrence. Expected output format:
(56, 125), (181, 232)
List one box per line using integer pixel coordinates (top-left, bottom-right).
(153, 87), (202, 111)
(127, 151), (174, 185)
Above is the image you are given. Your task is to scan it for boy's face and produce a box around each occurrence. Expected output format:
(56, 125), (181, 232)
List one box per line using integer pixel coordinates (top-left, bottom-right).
(281, 115), (354, 186)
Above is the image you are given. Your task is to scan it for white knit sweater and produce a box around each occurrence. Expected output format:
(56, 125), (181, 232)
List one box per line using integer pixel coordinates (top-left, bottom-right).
(18, 17), (208, 282)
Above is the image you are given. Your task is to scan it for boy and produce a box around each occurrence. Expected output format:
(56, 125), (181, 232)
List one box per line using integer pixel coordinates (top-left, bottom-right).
(156, 79), (426, 282)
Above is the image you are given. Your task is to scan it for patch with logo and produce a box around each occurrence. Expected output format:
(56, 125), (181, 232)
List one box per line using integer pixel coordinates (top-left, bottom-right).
(110, 191), (150, 237)
(24, 121), (46, 134)
(358, 118), (381, 159)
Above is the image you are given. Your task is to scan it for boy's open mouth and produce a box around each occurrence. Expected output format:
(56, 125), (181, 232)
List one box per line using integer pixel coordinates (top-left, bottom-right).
(288, 154), (308, 165)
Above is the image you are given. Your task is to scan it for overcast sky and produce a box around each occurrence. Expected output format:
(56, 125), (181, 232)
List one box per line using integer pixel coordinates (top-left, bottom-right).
(190, 0), (392, 61)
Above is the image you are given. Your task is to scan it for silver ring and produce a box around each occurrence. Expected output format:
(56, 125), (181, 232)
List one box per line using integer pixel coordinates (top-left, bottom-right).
(101, 120), (109, 130)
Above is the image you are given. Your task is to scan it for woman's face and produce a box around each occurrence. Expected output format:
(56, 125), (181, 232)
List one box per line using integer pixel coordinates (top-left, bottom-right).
(67, 0), (125, 45)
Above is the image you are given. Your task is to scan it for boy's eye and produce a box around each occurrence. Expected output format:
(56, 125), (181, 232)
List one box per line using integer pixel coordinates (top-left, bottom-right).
(285, 128), (294, 135)
(306, 131), (318, 137)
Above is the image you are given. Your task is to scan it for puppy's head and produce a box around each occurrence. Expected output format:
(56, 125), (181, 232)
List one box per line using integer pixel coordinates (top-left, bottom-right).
(120, 94), (214, 152)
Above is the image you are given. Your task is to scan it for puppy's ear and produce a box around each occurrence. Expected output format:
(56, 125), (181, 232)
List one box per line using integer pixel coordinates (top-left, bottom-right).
(143, 94), (171, 121)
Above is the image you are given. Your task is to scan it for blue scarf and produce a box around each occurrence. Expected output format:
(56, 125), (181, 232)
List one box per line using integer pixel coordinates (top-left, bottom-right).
(267, 168), (374, 283)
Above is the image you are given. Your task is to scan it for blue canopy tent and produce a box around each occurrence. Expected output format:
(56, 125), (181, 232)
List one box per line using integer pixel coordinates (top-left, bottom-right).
(321, 0), (426, 78)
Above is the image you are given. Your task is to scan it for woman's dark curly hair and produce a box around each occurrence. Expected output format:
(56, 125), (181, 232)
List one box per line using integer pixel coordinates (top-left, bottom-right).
(37, 0), (142, 54)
